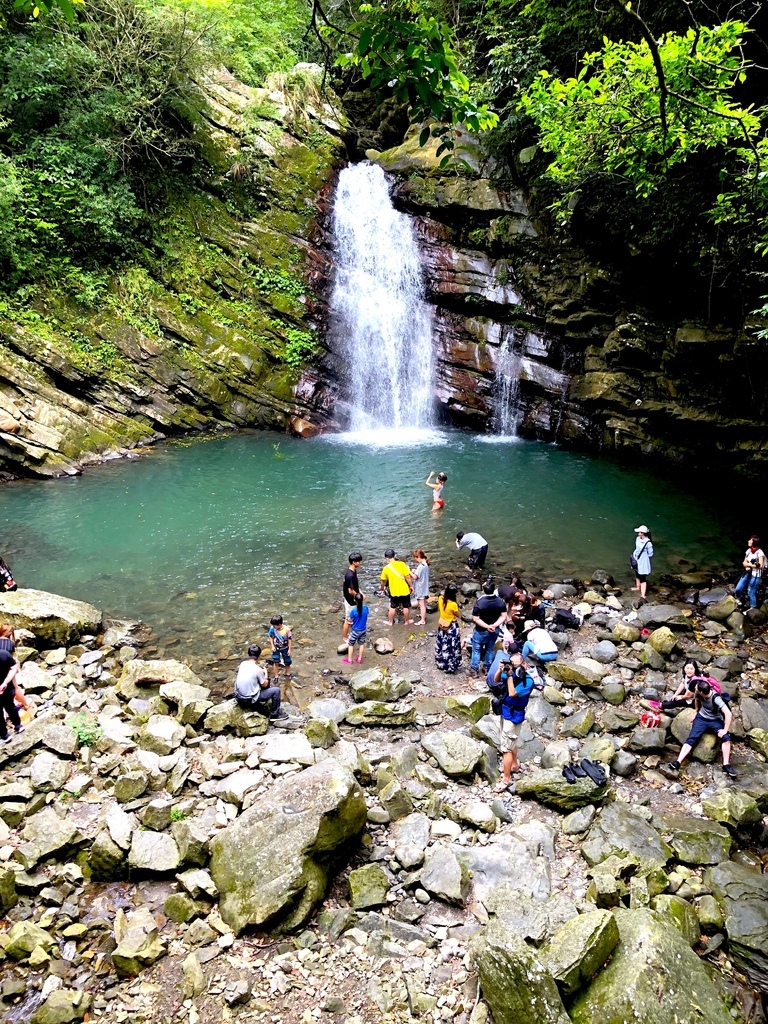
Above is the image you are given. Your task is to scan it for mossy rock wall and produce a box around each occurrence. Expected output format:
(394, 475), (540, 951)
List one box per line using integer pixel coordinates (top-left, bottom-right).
(0, 66), (344, 479)
(366, 130), (768, 481)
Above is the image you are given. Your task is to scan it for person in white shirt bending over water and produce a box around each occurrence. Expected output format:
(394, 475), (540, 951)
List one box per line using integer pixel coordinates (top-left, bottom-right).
(425, 471), (447, 510)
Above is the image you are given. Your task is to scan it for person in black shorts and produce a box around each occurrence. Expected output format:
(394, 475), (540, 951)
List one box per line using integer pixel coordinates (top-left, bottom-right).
(342, 553), (364, 640)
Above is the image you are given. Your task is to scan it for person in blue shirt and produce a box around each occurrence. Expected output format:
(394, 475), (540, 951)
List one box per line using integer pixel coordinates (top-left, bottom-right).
(343, 600), (370, 664)
(491, 650), (535, 790)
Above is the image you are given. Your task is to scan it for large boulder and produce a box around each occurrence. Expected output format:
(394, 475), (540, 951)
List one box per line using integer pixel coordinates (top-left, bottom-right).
(483, 886), (575, 944)
(706, 595), (739, 622)
(541, 909), (620, 996)
(422, 731), (486, 777)
(139, 715), (186, 756)
(419, 844), (470, 904)
(30, 990), (92, 1024)
(456, 834), (552, 905)
(128, 831), (181, 873)
(392, 813), (431, 869)
(701, 787), (762, 828)
(20, 805), (82, 865)
(445, 693), (492, 723)
(203, 699), (269, 737)
(548, 661), (604, 688)
(515, 768), (609, 811)
(582, 804), (671, 872)
(569, 909), (732, 1024)
(636, 604), (691, 630)
(209, 761), (366, 934)
(740, 697), (768, 733)
(112, 907), (167, 975)
(470, 923), (570, 1024)
(705, 861), (768, 992)
(653, 813), (731, 866)
(647, 626), (678, 656)
(349, 668), (412, 703)
(119, 659), (204, 693)
(649, 895), (700, 947)
(345, 701), (416, 727)
(0, 588), (101, 644)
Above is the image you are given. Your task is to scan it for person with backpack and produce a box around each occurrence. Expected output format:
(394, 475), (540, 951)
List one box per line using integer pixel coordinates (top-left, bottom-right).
(734, 535), (765, 609)
(630, 526), (653, 600)
(0, 648), (23, 743)
(490, 649), (535, 790)
(661, 678), (736, 778)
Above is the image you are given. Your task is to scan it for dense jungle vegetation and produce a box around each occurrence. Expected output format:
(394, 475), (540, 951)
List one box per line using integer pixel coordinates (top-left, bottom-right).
(0, 0), (766, 321)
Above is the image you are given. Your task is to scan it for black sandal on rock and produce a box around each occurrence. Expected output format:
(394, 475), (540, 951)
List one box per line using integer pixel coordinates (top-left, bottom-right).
(571, 763), (587, 778)
(562, 765), (577, 784)
(580, 759), (607, 785)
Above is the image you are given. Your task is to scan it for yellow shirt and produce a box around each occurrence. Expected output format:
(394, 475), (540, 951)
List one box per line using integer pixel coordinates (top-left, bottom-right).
(438, 597), (459, 627)
(381, 561), (412, 597)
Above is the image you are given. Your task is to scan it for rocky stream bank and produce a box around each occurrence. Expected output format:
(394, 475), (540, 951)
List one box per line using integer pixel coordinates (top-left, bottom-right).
(0, 575), (767, 1024)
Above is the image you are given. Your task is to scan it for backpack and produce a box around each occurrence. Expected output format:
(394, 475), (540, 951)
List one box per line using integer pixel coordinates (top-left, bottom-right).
(555, 608), (582, 630)
(692, 674), (726, 696)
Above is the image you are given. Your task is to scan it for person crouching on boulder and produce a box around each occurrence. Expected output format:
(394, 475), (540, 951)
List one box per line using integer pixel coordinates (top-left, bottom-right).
(662, 678), (735, 778)
(0, 649), (23, 743)
(493, 650), (535, 792)
(234, 644), (287, 721)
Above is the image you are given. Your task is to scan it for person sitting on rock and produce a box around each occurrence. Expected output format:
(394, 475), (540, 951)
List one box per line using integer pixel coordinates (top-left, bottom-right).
(520, 620), (558, 673)
(493, 650), (535, 790)
(662, 678), (735, 778)
(234, 644), (287, 720)
(649, 659), (700, 712)
(0, 648), (24, 743)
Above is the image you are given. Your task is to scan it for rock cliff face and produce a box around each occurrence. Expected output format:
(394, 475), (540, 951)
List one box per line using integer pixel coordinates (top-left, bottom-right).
(0, 66), (344, 479)
(366, 133), (768, 480)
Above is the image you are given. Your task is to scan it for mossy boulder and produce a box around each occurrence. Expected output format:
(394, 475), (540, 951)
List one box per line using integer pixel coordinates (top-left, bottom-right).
(705, 860), (768, 992)
(348, 863), (391, 909)
(541, 909), (620, 996)
(30, 990), (92, 1024)
(569, 909), (732, 1024)
(349, 668), (412, 703)
(210, 761), (366, 934)
(0, 588), (101, 644)
(469, 923), (570, 1024)
(582, 803), (672, 873)
(445, 693), (492, 723)
(701, 786), (761, 828)
(515, 768), (609, 811)
(649, 894), (700, 947)
(653, 813), (732, 865)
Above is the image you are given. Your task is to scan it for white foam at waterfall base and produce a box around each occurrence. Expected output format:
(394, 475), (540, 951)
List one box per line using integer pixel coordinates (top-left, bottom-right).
(329, 162), (435, 433)
(325, 426), (449, 448)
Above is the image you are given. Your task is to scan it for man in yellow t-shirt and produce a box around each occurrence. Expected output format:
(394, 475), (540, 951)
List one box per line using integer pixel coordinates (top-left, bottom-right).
(380, 548), (414, 626)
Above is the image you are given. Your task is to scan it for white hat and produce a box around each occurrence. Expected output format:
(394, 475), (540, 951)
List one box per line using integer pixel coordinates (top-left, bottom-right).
(634, 525), (649, 534)
(523, 620), (538, 632)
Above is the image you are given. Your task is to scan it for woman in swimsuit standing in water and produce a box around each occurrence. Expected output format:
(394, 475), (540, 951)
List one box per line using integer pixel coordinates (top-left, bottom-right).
(425, 471), (447, 511)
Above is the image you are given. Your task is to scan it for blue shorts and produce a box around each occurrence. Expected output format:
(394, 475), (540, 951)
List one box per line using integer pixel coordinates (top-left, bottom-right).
(686, 714), (730, 745)
(271, 649), (292, 666)
(348, 628), (367, 646)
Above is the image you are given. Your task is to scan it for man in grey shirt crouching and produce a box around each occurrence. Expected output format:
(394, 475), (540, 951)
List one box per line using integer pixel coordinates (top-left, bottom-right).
(234, 644), (287, 720)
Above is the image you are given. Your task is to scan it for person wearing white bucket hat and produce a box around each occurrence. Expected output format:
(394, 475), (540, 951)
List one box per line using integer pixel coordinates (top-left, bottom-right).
(630, 525), (654, 600)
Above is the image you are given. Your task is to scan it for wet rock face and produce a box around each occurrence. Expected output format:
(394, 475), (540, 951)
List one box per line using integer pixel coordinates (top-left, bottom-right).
(365, 135), (768, 478)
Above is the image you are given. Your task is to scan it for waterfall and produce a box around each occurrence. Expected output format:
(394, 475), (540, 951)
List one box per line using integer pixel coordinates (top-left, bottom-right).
(329, 162), (435, 435)
(493, 329), (524, 437)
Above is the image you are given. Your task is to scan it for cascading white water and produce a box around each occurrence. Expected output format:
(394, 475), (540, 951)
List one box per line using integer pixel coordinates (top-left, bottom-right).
(329, 162), (435, 435)
(493, 329), (524, 438)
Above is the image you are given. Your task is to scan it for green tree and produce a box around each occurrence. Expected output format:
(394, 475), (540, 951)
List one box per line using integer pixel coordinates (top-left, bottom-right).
(518, 21), (763, 216)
